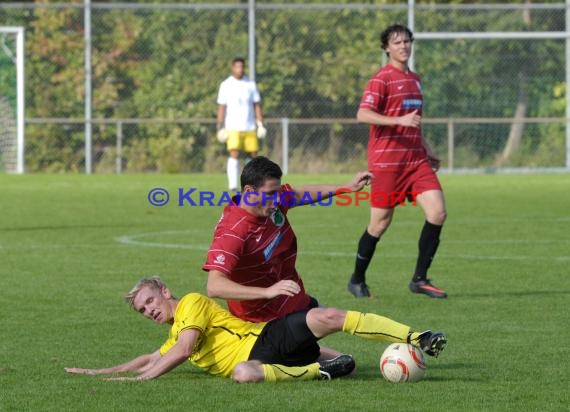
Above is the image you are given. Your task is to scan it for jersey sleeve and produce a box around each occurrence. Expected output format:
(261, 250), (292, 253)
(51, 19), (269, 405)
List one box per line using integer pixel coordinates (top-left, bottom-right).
(359, 75), (387, 112)
(202, 228), (244, 275)
(159, 294), (210, 356)
(216, 81), (227, 105)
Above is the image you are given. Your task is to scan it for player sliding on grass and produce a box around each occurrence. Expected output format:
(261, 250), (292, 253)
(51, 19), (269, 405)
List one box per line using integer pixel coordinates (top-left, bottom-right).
(65, 277), (447, 383)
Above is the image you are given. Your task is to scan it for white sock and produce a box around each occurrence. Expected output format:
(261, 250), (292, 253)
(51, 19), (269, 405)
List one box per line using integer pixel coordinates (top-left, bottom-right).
(227, 157), (239, 190)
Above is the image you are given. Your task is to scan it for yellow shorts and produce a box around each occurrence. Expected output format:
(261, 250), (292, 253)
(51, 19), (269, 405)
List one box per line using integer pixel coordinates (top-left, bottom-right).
(226, 130), (259, 153)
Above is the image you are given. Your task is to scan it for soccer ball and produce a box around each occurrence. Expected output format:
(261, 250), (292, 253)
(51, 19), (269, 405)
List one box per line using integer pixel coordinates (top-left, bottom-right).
(380, 343), (426, 383)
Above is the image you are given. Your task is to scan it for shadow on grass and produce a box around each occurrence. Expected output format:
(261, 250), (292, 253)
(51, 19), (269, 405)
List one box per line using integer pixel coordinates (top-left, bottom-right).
(422, 361), (489, 382)
(428, 362), (480, 370)
(351, 361), (485, 382)
(452, 290), (570, 298)
(423, 375), (488, 382)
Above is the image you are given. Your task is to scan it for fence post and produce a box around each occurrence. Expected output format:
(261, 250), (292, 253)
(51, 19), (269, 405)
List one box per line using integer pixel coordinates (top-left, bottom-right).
(248, 0), (256, 81)
(84, 0), (92, 174)
(116, 121), (123, 174)
(566, 0), (570, 169)
(447, 119), (454, 172)
(408, 0), (415, 70)
(281, 117), (289, 175)
(16, 27), (24, 174)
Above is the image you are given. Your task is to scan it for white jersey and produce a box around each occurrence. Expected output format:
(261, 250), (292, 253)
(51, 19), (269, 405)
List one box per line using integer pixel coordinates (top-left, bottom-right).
(217, 75), (261, 131)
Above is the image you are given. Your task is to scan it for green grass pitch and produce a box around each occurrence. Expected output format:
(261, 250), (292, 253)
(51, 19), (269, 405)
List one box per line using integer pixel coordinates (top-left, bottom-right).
(0, 173), (568, 411)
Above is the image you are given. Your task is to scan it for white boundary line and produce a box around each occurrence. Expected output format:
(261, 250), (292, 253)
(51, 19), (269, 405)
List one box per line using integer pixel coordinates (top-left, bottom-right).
(115, 230), (209, 251)
(114, 230), (570, 261)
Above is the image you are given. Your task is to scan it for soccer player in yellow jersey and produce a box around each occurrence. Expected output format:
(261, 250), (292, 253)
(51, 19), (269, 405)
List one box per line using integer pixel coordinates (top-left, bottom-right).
(65, 276), (447, 383)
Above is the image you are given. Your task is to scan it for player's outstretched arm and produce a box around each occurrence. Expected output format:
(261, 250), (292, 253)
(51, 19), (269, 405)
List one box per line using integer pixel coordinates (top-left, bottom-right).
(106, 329), (199, 381)
(126, 329), (198, 380)
(65, 350), (161, 376)
(291, 171), (373, 206)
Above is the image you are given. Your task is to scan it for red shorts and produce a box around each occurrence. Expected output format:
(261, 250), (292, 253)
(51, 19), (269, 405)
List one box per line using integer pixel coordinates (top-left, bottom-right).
(370, 161), (442, 209)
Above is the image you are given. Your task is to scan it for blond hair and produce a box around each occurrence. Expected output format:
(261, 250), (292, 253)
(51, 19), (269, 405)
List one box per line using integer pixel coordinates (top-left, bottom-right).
(124, 276), (168, 308)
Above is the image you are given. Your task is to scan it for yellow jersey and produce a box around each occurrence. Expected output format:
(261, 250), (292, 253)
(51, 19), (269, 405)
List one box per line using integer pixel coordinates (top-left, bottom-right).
(159, 293), (266, 377)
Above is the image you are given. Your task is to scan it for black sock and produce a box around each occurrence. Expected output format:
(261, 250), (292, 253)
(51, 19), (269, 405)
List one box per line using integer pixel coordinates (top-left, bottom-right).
(350, 229), (380, 284)
(413, 221), (442, 281)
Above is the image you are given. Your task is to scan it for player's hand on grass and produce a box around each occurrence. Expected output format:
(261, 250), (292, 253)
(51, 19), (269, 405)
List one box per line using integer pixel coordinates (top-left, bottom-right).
(266, 280), (300, 298)
(398, 110), (421, 128)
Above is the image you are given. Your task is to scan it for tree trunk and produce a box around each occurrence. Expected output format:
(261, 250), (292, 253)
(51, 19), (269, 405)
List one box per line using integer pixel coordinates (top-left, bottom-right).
(497, 74), (528, 166)
(496, 0), (531, 167)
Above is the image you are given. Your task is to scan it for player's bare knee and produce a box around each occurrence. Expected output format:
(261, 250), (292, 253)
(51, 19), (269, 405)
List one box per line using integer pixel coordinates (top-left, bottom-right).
(312, 307), (346, 329)
(232, 362), (262, 383)
(368, 220), (391, 237)
(428, 209), (447, 225)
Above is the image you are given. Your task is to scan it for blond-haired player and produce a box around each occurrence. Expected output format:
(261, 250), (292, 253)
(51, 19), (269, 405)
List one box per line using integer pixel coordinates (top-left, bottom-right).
(65, 276), (447, 383)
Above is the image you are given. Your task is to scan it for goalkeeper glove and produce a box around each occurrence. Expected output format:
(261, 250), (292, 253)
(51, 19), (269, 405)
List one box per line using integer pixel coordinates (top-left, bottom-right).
(216, 128), (227, 143)
(256, 121), (267, 139)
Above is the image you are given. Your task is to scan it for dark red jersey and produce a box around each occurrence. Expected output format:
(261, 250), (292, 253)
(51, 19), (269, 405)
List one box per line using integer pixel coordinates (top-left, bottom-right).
(203, 184), (310, 322)
(359, 63), (428, 171)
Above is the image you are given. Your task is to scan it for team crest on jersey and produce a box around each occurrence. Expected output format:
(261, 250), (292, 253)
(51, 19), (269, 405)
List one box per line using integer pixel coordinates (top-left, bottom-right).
(271, 209), (285, 227)
(214, 254), (226, 265)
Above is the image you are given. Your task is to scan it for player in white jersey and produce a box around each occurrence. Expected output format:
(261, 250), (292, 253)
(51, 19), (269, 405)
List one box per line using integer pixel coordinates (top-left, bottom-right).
(216, 57), (267, 191)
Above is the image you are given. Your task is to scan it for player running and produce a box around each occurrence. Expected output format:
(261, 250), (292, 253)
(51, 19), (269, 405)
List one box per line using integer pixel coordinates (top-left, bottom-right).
(347, 24), (448, 299)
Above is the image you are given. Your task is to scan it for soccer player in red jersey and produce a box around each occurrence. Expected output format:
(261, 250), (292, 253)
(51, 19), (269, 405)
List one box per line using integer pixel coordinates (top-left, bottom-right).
(203, 156), (372, 323)
(347, 24), (448, 299)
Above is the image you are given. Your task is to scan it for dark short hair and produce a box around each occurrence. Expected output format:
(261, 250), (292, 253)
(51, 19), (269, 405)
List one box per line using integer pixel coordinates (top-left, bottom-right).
(232, 57), (246, 65)
(241, 156), (282, 190)
(380, 24), (414, 52)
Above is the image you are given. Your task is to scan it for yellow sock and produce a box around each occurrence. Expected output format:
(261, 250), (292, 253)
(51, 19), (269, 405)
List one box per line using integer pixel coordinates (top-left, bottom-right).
(408, 331), (421, 344)
(342, 310), (411, 343)
(262, 363), (321, 383)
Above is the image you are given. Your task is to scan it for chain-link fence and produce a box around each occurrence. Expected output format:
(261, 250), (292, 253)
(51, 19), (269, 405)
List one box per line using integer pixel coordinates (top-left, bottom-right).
(0, 28), (21, 173)
(0, 1), (568, 174)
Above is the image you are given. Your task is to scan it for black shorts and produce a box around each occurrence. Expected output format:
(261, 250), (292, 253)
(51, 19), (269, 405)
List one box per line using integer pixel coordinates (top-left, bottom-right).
(247, 309), (320, 366)
(308, 296), (319, 309)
